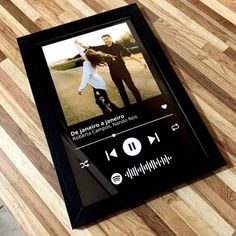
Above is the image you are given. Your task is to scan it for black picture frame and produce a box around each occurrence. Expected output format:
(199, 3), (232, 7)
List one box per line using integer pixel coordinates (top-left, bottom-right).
(17, 4), (226, 228)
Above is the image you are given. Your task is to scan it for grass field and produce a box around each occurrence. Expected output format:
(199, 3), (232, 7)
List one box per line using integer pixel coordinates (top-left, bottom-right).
(50, 59), (161, 125)
(50, 58), (82, 70)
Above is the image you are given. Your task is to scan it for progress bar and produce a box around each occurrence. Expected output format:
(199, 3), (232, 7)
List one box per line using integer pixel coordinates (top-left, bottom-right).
(75, 113), (174, 149)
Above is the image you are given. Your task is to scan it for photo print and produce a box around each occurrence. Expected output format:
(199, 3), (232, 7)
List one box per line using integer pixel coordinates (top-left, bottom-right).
(42, 22), (161, 126)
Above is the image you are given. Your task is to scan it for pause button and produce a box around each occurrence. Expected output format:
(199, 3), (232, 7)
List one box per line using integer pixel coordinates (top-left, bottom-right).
(122, 137), (142, 156)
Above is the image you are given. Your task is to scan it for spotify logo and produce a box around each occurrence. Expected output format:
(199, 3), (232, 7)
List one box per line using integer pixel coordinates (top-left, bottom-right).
(111, 173), (123, 185)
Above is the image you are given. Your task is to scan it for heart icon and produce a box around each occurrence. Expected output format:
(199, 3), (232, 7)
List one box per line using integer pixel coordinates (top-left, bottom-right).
(161, 104), (167, 109)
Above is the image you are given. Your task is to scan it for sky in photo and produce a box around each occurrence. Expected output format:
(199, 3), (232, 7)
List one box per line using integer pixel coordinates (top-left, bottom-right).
(42, 22), (131, 64)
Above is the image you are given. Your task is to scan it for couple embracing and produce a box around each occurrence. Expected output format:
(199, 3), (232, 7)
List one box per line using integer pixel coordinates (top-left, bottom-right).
(75, 34), (146, 114)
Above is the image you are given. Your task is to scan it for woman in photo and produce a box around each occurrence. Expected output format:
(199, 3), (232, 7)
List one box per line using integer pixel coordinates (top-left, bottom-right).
(75, 40), (119, 114)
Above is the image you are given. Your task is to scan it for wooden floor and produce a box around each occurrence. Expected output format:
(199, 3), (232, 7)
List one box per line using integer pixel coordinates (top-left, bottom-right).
(0, 0), (236, 235)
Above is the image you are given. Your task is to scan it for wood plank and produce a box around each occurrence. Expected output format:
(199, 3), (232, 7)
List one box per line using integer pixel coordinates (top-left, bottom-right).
(217, 0), (236, 12)
(154, 18), (236, 89)
(0, 149), (70, 236)
(172, 65), (236, 127)
(0, 5), (29, 36)
(147, 195), (211, 235)
(87, 225), (108, 236)
(40, 0), (65, 16)
(187, 0), (236, 35)
(0, 167), (50, 236)
(193, 180), (236, 228)
(81, 0), (104, 12)
(0, 69), (41, 128)
(0, 27), (24, 73)
(224, 46), (236, 61)
(25, 0), (63, 26)
(67, 0), (96, 16)
(139, 0), (228, 51)
(182, 0), (236, 41)
(124, 0), (159, 23)
(169, 48), (236, 113)
(217, 170), (236, 194)
(204, 175), (236, 211)
(10, 0), (41, 22)
(97, 209), (156, 236)
(209, 124), (236, 165)
(153, 19), (236, 104)
(191, 93), (236, 142)
(0, 58), (34, 102)
(0, 0), (40, 33)
(0, 105), (61, 196)
(0, 127), (90, 236)
(34, 16), (53, 30)
(199, 0), (236, 25)
(175, 186), (234, 235)
(202, 43), (236, 73)
(0, 18), (20, 52)
(166, 0), (233, 43)
(0, 83), (52, 162)
(138, 0), (208, 48)
(0, 50), (6, 62)
(134, 204), (176, 236)
(96, 0), (128, 10)
(52, 0), (86, 20)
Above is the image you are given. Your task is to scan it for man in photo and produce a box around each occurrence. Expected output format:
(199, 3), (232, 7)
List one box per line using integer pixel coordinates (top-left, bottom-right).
(81, 34), (147, 107)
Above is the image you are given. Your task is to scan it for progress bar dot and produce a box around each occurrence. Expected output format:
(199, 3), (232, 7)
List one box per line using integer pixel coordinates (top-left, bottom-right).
(112, 133), (116, 137)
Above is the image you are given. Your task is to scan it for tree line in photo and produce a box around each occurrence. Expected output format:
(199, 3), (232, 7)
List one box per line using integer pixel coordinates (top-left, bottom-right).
(50, 32), (141, 71)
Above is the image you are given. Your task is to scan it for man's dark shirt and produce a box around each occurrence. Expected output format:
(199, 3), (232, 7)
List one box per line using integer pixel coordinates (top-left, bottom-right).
(90, 43), (132, 74)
